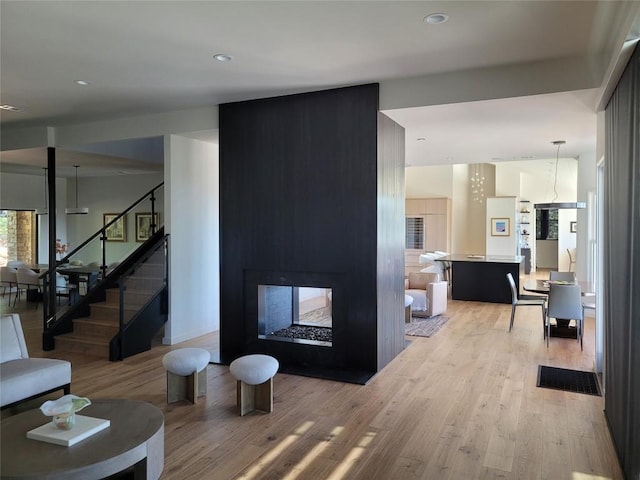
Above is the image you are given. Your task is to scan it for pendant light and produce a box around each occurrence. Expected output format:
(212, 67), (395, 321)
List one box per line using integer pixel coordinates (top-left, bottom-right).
(534, 141), (586, 210)
(65, 165), (89, 215)
(35, 167), (48, 215)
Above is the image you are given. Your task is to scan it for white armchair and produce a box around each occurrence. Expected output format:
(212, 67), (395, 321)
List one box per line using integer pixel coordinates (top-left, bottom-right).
(405, 272), (448, 318)
(0, 313), (71, 409)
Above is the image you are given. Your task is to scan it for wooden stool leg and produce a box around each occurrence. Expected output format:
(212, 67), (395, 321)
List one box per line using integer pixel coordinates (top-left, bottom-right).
(197, 368), (207, 398)
(167, 369), (206, 404)
(254, 378), (273, 413)
(236, 379), (274, 416)
(167, 371), (186, 403)
(186, 371), (197, 404)
(237, 380), (255, 416)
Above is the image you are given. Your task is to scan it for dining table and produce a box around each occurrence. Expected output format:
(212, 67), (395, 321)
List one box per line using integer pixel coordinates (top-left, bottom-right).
(522, 278), (594, 295)
(56, 265), (102, 293)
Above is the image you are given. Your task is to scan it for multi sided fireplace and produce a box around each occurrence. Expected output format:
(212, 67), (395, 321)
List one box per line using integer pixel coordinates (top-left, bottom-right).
(219, 84), (406, 384)
(239, 269), (380, 382)
(257, 285), (333, 346)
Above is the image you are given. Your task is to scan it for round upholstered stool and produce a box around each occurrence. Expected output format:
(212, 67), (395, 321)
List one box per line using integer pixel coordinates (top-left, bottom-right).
(404, 294), (414, 323)
(229, 354), (279, 416)
(162, 348), (210, 404)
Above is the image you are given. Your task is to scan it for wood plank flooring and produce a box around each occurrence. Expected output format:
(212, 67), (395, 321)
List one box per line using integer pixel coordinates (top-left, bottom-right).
(2, 271), (622, 480)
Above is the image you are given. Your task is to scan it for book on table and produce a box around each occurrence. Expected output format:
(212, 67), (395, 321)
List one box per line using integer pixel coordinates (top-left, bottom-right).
(27, 415), (110, 446)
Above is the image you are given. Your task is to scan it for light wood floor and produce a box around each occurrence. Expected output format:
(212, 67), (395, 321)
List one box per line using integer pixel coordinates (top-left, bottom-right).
(2, 271), (622, 480)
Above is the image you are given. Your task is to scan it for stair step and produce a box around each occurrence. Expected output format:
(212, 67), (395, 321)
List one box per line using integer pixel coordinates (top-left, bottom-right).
(73, 318), (120, 338)
(55, 334), (110, 357)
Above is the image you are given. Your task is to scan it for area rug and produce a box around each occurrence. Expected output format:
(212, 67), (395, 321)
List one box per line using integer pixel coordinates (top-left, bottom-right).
(405, 315), (449, 337)
(537, 365), (602, 396)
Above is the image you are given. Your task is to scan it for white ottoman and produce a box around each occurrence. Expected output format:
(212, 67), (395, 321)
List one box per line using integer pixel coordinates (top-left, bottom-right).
(162, 348), (210, 404)
(404, 294), (414, 323)
(229, 354), (279, 416)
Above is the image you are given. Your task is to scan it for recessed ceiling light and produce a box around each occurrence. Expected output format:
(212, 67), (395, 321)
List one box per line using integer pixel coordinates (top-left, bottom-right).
(75, 80), (90, 86)
(424, 13), (449, 25)
(213, 53), (233, 62)
(0, 104), (21, 111)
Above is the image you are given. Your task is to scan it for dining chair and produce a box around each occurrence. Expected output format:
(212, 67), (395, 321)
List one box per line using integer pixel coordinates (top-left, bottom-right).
(15, 267), (44, 309)
(0, 266), (19, 306)
(546, 283), (583, 349)
(506, 273), (546, 332)
(567, 248), (576, 272)
(549, 271), (576, 282)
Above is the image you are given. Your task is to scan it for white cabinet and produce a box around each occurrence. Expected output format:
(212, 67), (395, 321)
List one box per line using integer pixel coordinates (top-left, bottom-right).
(405, 198), (451, 275)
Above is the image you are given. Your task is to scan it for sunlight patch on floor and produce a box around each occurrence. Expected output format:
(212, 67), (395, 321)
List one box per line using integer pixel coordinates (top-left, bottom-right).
(281, 425), (345, 480)
(326, 430), (377, 480)
(572, 472), (612, 480)
(237, 421), (315, 480)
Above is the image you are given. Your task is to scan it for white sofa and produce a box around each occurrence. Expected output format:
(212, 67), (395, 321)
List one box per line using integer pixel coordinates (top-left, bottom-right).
(0, 313), (71, 409)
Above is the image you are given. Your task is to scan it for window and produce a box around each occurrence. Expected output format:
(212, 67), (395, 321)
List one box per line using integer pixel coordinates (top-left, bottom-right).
(536, 209), (558, 240)
(406, 217), (424, 249)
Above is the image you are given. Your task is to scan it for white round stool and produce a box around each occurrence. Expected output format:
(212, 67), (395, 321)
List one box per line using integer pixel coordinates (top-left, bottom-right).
(405, 294), (414, 323)
(229, 354), (279, 416)
(162, 348), (210, 404)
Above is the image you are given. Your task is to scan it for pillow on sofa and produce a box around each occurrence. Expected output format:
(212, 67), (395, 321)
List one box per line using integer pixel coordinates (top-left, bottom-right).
(0, 314), (28, 362)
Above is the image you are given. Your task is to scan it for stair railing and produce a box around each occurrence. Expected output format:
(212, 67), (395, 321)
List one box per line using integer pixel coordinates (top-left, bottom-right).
(111, 233), (169, 360)
(41, 182), (164, 329)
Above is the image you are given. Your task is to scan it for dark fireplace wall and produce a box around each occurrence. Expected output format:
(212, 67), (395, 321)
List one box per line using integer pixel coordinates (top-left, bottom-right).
(219, 83), (405, 381)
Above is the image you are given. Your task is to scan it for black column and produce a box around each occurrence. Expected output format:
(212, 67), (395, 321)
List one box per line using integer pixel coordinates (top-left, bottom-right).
(47, 147), (57, 316)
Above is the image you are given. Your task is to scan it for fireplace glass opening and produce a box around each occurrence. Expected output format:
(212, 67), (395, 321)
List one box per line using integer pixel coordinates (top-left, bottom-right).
(257, 285), (332, 347)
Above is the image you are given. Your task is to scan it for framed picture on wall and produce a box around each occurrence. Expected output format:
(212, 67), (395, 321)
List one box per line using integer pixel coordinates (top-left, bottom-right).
(135, 213), (159, 242)
(570, 221), (577, 233)
(490, 218), (510, 236)
(103, 213), (126, 242)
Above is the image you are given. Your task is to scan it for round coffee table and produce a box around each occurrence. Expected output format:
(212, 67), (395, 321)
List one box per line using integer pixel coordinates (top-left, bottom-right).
(1, 398), (164, 480)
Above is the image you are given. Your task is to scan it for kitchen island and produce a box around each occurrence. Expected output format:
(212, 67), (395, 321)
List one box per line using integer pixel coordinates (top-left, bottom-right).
(437, 254), (524, 304)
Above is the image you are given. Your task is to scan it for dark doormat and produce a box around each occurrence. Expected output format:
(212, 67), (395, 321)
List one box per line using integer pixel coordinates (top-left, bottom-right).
(537, 365), (602, 396)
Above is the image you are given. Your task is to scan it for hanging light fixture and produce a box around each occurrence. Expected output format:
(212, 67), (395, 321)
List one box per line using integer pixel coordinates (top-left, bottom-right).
(35, 167), (48, 215)
(470, 163), (486, 204)
(534, 140), (586, 210)
(65, 165), (89, 215)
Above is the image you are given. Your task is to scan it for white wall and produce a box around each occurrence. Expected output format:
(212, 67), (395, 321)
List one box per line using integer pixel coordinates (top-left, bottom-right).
(66, 173), (164, 265)
(452, 164), (471, 253)
(557, 209), (577, 271)
(576, 151), (596, 281)
(537, 240), (559, 269)
(485, 196), (518, 256)
(164, 135), (219, 344)
(405, 165), (453, 198)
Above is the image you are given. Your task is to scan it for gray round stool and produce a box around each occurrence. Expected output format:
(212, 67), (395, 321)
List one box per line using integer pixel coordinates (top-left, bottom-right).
(162, 348), (210, 404)
(229, 354), (279, 416)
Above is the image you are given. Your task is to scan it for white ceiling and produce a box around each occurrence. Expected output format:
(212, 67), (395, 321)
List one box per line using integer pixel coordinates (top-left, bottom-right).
(1, 1), (639, 175)
(385, 88), (599, 167)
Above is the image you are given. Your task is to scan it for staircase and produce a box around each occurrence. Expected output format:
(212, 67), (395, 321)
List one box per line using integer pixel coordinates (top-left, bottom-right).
(42, 183), (168, 360)
(55, 289), (129, 357)
(54, 258), (167, 359)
